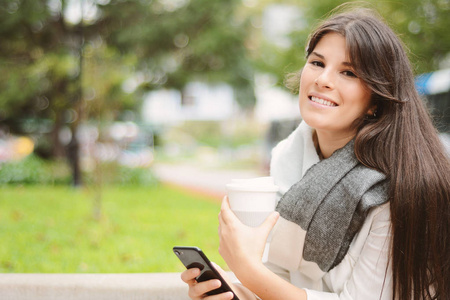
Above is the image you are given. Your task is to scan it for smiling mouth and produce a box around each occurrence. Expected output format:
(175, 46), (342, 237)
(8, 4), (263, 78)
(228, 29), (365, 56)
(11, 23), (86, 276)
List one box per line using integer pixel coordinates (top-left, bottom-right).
(309, 96), (337, 107)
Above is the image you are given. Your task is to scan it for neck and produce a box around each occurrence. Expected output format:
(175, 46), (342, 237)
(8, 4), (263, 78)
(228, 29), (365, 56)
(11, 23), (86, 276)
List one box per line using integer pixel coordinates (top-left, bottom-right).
(314, 130), (355, 159)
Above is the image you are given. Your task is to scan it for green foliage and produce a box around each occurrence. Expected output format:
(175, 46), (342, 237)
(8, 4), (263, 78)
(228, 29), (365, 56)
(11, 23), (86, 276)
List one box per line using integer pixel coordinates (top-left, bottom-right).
(82, 43), (137, 120)
(1, 0), (448, 185)
(0, 0), (257, 177)
(0, 155), (71, 185)
(99, 0), (255, 105)
(373, 0), (450, 73)
(0, 154), (158, 186)
(0, 185), (224, 272)
(252, 0), (450, 89)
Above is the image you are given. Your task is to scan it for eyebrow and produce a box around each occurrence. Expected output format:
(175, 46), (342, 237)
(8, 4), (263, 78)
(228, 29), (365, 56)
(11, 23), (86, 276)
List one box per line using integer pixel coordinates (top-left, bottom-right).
(310, 51), (353, 67)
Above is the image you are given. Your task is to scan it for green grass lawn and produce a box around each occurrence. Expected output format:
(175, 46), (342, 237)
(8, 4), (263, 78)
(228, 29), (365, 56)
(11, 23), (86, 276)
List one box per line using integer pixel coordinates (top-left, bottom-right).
(0, 184), (225, 273)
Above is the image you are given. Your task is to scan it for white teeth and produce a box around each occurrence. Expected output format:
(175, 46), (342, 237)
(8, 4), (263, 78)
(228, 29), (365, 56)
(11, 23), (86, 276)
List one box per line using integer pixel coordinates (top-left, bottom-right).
(311, 96), (337, 107)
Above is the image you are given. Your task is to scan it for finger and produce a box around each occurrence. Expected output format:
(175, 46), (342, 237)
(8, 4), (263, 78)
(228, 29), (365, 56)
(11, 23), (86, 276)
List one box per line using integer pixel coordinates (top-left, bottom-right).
(259, 211), (280, 236)
(220, 196), (240, 225)
(209, 262), (236, 293)
(204, 291), (234, 300)
(219, 197), (230, 224)
(190, 279), (222, 299)
(210, 262), (228, 279)
(218, 196), (227, 224)
(221, 196), (231, 210)
(181, 268), (200, 285)
(210, 261), (222, 271)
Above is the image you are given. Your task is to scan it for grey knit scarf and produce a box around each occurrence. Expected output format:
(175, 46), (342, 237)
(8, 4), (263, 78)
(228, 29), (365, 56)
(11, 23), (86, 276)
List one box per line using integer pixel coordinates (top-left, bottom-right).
(276, 140), (389, 272)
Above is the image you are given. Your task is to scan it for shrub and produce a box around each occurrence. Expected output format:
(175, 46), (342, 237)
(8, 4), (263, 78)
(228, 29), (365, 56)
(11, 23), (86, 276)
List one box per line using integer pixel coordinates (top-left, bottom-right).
(0, 154), (158, 186)
(0, 154), (71, 185)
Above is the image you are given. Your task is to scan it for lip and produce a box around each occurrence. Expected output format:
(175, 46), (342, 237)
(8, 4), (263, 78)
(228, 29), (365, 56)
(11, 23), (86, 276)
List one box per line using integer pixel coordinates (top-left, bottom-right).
(308, 92), (338, 107)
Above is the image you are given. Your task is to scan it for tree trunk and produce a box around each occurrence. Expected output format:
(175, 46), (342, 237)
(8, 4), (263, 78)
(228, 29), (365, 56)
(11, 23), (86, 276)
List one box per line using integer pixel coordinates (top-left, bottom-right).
(67, 125), (82, 187)
(67, 22), (85, 187)
(51, 112), (66, 158)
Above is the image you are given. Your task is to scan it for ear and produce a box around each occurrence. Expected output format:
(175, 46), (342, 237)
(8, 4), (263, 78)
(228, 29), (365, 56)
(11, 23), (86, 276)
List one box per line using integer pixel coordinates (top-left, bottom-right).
(366, 104), (377, 118)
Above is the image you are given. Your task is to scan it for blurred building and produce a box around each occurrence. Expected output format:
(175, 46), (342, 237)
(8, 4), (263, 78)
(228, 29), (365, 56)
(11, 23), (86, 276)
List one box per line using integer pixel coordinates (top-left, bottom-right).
(415, 68), (450, 133)
(141, 83), (237, 125)
(415, 68), (450, 156)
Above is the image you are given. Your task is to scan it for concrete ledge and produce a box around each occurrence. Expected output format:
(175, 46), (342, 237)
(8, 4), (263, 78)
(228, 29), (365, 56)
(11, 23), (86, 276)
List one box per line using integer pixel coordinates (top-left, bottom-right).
(0, 273), (190, 300)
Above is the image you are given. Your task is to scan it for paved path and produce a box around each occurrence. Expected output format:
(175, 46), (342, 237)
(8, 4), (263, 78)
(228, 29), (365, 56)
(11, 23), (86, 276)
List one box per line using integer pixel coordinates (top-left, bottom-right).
(153, 163), (266, 199)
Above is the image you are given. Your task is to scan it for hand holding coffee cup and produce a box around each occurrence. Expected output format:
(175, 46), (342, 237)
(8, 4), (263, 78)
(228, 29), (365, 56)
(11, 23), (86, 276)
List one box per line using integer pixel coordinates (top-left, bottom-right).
(225, 176), (279, 227)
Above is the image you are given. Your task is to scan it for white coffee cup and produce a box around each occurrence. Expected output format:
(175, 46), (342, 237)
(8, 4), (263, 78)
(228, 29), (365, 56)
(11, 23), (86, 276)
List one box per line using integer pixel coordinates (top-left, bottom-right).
(226, 176), (279, 227)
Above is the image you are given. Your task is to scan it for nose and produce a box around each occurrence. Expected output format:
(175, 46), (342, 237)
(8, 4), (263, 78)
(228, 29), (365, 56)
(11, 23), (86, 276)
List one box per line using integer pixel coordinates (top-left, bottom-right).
(315, 70), (335, 89)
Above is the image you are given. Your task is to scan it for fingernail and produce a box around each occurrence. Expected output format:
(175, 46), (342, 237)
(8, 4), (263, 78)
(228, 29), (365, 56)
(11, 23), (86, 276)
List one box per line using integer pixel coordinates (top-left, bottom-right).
(191, 268), (200, 275)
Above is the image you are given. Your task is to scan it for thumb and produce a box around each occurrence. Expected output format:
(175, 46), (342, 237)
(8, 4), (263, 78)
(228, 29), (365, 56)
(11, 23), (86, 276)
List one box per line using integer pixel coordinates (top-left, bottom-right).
(259, 211), (279, 236)
(211, 262), (225, 274)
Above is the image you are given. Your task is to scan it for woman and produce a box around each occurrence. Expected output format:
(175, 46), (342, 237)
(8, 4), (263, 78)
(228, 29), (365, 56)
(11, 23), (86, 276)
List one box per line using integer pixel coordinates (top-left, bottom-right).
(181, 6), (450, 300)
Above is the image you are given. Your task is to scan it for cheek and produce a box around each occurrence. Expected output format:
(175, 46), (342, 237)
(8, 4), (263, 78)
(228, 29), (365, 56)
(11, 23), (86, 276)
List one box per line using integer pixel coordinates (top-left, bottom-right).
(356, 91), (373, 115)
(299, 69), (312, 99)
(345, 83), (372, 112)
(298, 85), (308, 114)
(299, 68), (312, 89)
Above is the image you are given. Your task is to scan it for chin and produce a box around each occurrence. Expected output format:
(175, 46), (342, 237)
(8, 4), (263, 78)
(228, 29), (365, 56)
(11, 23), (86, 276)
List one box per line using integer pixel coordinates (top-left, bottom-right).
(301, 116), (322, 130)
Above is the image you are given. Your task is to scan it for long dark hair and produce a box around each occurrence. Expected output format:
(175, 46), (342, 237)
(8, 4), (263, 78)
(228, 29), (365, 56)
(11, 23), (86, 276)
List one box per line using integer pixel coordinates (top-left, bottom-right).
(299, 6), (450, 300)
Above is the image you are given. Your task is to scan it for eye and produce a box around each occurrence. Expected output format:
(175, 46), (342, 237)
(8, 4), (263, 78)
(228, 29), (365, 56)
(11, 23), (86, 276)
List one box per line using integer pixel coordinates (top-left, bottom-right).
(342, 70), (357, 78)
(310, 60), (324, 67)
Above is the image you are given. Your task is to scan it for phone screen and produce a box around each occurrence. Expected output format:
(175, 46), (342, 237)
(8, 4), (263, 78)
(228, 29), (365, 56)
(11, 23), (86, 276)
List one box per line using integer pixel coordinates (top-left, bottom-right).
(173, 246), (239, 300)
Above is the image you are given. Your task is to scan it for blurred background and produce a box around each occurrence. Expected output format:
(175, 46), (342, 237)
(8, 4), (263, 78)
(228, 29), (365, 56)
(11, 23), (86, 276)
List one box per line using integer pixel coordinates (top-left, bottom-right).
(0, 0), (449, 273)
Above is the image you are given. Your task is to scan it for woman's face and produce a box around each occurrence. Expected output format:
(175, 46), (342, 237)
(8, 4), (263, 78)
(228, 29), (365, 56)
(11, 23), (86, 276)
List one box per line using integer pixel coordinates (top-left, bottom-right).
(299, 33), (373, 140)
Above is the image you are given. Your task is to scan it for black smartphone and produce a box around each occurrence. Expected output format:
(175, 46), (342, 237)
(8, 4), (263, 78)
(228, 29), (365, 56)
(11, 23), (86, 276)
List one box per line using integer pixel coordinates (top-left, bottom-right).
(173, 246), (240, 300)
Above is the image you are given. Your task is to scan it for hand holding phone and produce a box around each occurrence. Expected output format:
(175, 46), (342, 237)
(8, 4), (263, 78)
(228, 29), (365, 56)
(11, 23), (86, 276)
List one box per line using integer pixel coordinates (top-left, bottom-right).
(173, 246), (240, 300)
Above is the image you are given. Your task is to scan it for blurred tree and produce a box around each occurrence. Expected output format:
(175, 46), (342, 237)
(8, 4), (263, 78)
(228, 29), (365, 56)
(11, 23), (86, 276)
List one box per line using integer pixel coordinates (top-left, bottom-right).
(374, 0), (450, 73)
(95, 0), (255, 109)
(0, 0), (255, 185)
(0, 0), (85, 185)
(2, 0), (446, 185)
(250, 0), (450, 87)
